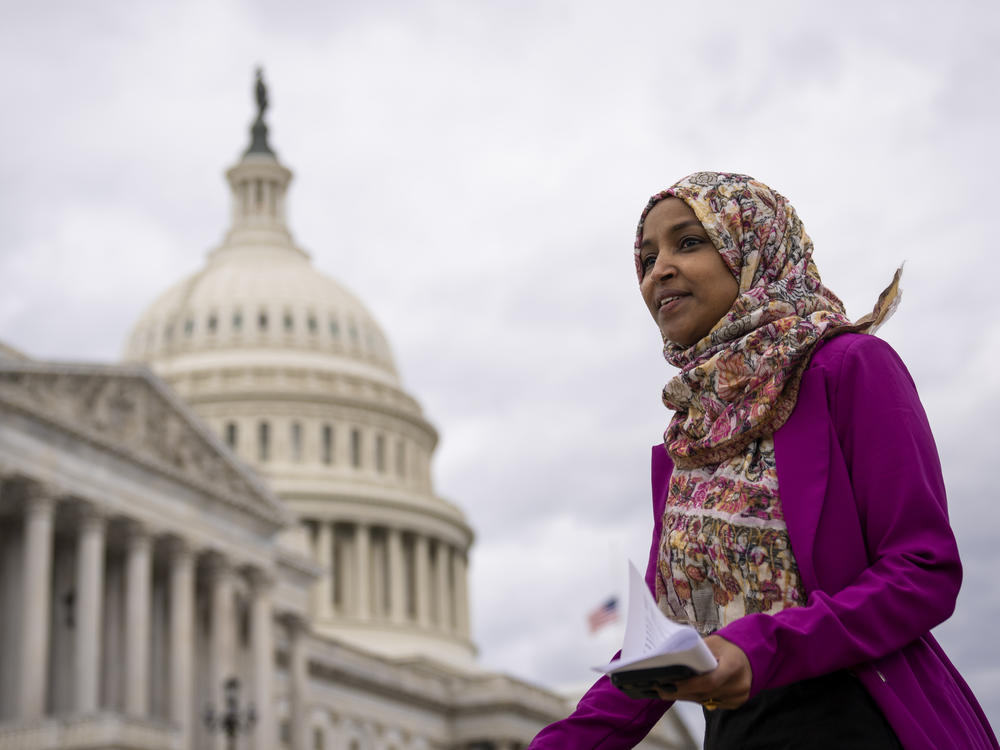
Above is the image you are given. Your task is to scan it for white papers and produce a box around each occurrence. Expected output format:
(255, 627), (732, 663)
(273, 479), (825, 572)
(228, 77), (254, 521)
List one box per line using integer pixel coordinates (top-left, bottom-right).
(594, 561), (718, 675)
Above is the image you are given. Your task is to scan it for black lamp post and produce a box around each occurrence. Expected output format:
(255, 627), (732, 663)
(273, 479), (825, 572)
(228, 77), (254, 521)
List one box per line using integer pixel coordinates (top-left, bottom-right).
(204, 676), (256, 750)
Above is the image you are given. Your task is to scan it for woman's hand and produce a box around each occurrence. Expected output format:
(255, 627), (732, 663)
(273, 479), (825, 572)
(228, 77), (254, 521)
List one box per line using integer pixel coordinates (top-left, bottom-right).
(655, 635), (752, 710)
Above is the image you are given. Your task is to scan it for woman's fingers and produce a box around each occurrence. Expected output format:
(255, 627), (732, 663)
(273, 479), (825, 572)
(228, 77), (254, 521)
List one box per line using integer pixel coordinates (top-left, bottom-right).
(659, 635), (752, 708)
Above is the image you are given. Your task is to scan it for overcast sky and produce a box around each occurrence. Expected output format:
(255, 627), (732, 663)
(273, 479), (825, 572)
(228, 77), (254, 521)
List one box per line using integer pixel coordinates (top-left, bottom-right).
(2, 0), (999, 736)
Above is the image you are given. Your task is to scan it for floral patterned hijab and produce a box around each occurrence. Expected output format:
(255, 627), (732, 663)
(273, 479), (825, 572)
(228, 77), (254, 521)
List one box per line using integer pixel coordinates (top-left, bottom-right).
(634, 172), (901, 468)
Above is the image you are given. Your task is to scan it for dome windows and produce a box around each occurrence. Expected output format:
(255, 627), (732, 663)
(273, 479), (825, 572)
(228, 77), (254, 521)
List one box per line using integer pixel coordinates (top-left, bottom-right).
(375, 434), (386, 474)
(350, 428), (362, 468)
(127, 288), (398, 379)
(258, 421), (271, 461)
(321, 424), (334, 465)
(290, 421), (303, 462)
(225, 421), (238, 449)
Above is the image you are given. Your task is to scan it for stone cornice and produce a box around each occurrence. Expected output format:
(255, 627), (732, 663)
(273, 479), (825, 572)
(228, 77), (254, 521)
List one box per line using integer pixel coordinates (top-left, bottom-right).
(283, 493), (474, 547)
(0, 360), (293, 528)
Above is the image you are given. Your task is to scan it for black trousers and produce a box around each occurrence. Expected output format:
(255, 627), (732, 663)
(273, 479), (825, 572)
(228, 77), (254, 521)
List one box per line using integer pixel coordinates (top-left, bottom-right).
(703, 670), (902, 750)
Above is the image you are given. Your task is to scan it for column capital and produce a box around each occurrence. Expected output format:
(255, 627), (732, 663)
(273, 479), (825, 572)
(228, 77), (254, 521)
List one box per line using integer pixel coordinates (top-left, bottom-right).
(163, 535), (195, 561)
(77, 502), (107, 528)
(202, 550), (235, 580)
(23, 488), (56, 515)
(124, 520), (152, 544)
(280, 612), (309, 635)
(246, 566), (276, 593)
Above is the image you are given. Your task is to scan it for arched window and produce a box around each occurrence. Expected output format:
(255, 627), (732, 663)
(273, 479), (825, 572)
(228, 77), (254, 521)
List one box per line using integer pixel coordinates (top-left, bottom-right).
(284, 311), (294, 333)
(290, 422), (303, 462)
(233, 310), (243, 331)
(258, 421), (270, 462)
(225, 422), (238, 449)
(396, 439), (405, 477)
(375, 434), (386, 473)
(350, 428), (362, 468)
(258, 309), (269, 331)
(321, 424), (333, 465)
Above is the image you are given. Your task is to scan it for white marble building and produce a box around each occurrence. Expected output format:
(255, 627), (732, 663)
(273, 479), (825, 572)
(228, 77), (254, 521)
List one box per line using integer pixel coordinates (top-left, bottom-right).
(0, 78), (697, 750)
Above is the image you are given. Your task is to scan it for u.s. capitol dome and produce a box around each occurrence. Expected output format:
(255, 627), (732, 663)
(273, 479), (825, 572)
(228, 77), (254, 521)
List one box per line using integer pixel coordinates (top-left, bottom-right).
(123, 87), (475, 668)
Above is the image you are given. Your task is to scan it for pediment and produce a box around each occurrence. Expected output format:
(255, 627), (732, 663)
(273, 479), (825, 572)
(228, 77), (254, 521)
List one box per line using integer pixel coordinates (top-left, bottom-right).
(0, 360), (290, 527)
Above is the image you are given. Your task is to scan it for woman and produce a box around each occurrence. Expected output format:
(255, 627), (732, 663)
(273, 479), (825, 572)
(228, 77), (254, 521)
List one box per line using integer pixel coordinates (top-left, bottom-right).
(530, 172), (997, 749)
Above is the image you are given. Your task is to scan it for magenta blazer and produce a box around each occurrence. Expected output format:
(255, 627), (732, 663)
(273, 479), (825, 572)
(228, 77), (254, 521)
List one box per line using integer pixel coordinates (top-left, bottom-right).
(531, 335), (997, 749)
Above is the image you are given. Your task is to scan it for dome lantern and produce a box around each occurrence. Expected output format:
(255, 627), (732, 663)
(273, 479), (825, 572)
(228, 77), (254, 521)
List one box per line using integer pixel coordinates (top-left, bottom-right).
(219, 67), (297, 254)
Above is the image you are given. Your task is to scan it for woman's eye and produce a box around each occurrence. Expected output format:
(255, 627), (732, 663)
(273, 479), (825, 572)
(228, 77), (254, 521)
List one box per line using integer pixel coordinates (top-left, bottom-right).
(679, 236), (704, 251)
(641, 254), (657, 270)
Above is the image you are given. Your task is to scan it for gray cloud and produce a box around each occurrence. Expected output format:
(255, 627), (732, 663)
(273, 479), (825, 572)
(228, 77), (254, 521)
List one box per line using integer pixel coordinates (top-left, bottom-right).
(2, 0), (999, 732)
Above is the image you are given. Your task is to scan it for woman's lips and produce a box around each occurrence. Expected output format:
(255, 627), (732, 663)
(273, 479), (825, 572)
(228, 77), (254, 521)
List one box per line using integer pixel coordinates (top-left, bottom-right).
(658, 294), (688, 315)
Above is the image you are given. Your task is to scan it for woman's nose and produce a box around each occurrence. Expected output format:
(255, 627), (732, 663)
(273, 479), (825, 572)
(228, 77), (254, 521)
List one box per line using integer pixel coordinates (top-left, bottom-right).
(651, 253), (677, 279)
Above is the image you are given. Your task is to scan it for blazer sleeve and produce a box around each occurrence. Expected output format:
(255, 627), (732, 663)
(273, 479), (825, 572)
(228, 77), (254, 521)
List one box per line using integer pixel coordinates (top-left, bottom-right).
(715, 335), (963, 698)
(528, 448), (672, 748)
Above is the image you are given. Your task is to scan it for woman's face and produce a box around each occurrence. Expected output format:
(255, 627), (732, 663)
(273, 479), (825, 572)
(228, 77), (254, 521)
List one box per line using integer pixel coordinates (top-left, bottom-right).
(638, 198), (739, 348)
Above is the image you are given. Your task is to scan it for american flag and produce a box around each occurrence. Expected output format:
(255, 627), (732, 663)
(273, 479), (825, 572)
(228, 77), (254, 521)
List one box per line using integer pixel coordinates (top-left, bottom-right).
(587, 596), (619, 633)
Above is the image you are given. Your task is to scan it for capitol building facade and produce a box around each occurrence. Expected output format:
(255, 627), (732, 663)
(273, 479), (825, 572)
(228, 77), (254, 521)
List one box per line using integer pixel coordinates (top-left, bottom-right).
(0, 79), (695, 750)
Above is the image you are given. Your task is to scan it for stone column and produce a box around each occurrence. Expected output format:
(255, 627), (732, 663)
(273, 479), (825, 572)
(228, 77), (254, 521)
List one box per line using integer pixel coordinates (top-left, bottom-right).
(387, 527), (406, 624)
(166, 539), (194, 749)
(313, 521), (333, 620)
(262, 180), (273, 218)
(354, 523), (370, 620)
(249, 570), (275, 750)
(75, 507), (106, 714)
(20, 493), (55, 719)
(207, 555), (235, 720)
(288, 617), (308, 750)
(453, 547), (470, 638)
(124, 524), (152, 717)
(434, 540), (451, 631)
(414, 534), (431, 628)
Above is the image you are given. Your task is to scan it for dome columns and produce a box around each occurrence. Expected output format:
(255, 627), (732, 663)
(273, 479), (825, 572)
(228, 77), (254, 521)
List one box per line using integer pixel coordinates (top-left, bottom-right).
(222, 156), (295, 250)
(306, 517), (473, 649)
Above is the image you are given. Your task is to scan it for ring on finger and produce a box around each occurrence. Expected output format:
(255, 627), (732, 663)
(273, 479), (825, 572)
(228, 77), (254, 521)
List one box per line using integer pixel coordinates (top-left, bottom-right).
(702, 698), (720, 711)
